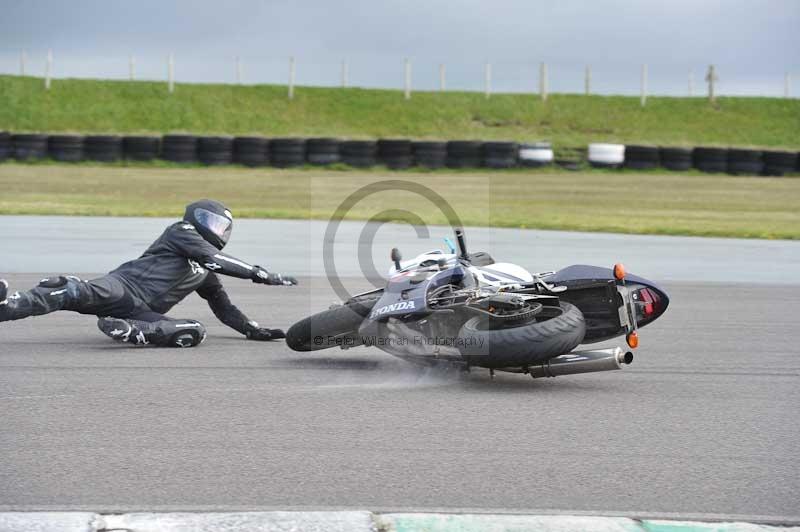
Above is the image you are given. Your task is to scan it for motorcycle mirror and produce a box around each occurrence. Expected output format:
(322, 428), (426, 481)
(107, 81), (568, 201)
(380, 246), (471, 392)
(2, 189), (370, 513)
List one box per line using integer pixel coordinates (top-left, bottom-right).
(391, 248), (402, 270)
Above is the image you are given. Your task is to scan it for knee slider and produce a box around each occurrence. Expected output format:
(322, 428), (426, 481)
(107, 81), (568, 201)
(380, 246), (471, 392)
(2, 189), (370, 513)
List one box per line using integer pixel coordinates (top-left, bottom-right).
(163, 320), (207, 348)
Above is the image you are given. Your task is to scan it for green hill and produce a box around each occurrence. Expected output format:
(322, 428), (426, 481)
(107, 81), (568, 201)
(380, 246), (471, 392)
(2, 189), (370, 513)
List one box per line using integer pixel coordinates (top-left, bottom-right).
(1, 75), (798, 149)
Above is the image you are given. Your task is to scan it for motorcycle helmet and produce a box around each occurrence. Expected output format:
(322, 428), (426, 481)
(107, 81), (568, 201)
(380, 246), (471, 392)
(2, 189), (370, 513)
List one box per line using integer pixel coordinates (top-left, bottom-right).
(183, 199), (233, 250)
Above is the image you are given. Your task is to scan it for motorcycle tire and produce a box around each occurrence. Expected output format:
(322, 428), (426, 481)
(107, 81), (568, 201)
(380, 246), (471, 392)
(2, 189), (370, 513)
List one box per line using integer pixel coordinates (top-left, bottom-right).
(457, 301), (585, 367)
(286, 296), (379, 352)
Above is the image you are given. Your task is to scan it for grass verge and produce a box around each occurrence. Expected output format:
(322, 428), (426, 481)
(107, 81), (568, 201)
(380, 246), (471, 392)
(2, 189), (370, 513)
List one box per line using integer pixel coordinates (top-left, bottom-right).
(1, 162), (798, 239)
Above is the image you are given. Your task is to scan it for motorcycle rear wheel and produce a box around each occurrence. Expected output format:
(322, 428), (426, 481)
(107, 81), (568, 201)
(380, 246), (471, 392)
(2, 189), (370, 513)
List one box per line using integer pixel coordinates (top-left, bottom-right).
(458, 301), (586, 367)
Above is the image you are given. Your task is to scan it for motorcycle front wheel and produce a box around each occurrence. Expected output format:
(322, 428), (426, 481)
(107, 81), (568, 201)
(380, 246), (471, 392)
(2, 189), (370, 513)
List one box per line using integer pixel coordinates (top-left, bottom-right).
(285, 295), (379, 352)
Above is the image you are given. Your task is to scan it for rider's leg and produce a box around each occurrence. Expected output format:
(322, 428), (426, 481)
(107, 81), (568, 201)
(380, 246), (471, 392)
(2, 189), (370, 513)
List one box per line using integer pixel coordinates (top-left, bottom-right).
(0, 276), (85, 322)
(97, 310), (207, 348)
(0, 275), (134, 323)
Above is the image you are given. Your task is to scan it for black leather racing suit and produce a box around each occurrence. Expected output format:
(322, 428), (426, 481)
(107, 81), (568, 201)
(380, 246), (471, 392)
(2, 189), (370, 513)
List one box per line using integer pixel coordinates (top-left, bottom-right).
(0, 221), (265, 345)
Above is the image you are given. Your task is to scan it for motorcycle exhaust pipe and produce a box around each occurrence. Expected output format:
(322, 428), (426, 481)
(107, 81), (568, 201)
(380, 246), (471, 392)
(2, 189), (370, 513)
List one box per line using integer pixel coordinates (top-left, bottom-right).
(528, 347), (633, 378)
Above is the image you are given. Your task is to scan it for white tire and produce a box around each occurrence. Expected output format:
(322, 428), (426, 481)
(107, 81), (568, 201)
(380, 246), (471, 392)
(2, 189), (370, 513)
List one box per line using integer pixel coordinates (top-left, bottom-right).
(588, 143), (625, 165)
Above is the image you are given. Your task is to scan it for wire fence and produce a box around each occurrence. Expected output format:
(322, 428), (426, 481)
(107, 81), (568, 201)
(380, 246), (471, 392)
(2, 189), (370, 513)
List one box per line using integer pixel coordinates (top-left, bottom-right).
(1, 49), (796, 102)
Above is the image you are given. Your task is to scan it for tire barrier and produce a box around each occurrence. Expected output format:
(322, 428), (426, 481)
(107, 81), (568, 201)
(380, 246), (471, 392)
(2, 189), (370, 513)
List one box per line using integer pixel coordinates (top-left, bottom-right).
(48, 135), (84, 162)
(3, 130), (797, 176)
(123, 136), (160, 161)
(446, 140), (483, 168)
(197, 136), (234, 166)
(233, 136), (269, 167)
(518, 142), (553, 167)
(587, 143), (624, 168)
(12, 133), (49, 160)
(377, 139), (413, 169)
(727, 148), (763, 175)
(412, 141), (447, 168)
(84, 135), (123, 162)
(161, 135), (198, 163)
(341, 140), (377, 168)
(270, 138), (306, 167)
(0, 131), (10, 162)
(556, 147), (585, 170)
(762, 150), (798, 176)
(624, 145), (659, 170)
(306, 138), (341, 165)
(693, 147), (728, 173)
(659, 147), (693, 171)
(483, 141), (518, 168)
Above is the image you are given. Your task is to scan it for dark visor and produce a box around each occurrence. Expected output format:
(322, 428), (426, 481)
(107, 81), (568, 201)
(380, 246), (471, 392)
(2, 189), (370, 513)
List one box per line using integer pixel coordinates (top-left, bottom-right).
(195, 208), (232, 239)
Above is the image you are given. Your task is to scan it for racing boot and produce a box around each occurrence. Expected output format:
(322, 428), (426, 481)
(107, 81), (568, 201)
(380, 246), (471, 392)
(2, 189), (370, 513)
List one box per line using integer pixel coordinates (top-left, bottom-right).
(98, 317), (207, 348)
(0, 279), (7, 306)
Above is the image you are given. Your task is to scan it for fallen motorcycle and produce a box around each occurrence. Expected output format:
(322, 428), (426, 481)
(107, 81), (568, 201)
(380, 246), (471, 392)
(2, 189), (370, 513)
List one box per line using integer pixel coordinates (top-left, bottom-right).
(286, 228), (669, 378)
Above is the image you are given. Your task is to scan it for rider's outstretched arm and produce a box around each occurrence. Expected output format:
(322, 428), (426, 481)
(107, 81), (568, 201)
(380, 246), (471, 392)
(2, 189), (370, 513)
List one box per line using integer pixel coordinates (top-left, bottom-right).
(168, 222), (296, 284)
(196, 273), (285, 340)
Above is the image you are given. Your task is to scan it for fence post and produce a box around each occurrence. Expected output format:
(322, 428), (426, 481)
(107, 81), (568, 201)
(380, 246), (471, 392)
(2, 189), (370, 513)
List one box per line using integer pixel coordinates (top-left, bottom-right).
(236, 56), (242, 84)
(585, 65), (591, 95)
(539, 62), (548, 101)
(688, 69), (694, 96)
(785, 73), (791, 98)
(404, 58), (411, 100)
(45, 49), (52, 90)
(439, 63), (445, 91)
(167, 53), (174, 93)
(341, 59), (348, 88)
(20, 49), (26, 76)
(288, 56), (295, 99)
(705, 64), (717, 103)
(485, 62), (491, 99)
(640, 63), (648, 107)
(129, 55), (135, 81)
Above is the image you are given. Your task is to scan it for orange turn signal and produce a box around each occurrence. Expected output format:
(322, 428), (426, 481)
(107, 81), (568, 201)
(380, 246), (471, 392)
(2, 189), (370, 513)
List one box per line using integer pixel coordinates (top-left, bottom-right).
(613, 263), (626, 281)
(626, 331), (639, 349)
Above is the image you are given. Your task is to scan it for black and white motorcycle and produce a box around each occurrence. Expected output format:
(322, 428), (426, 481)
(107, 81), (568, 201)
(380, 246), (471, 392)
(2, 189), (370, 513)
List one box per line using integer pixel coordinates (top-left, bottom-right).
(287, 229), (669, 379)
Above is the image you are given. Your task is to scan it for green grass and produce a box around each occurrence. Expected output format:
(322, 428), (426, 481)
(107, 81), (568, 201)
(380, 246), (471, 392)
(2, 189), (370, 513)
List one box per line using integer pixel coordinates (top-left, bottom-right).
(2, 75), (799, 149)
(1, 163), (798, 239)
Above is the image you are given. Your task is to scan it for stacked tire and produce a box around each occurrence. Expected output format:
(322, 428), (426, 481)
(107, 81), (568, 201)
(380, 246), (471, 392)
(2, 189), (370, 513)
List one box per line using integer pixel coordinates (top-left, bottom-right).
(306, 138), (340, 165)
(84, 135), (123, 162)
(0, 132), (10, 162)
(412, 141), (447, 169)
(659, 147), (693, 171)
(198, 136), (233, 166)
(48, 135), (84, 162)
(12, 134), (48, 160)
(693, 147), (727, 173)
(233, 137), (269, 167)
(727, 149), (763, 175)
(270, 138), (305, 167)
(518, 142), (553, 167)
(587, 143), (624, 168)
(378, 139), (413, 169)
(447, 141), (482, 168)
(341, 140), (377, 168)
(483, 142), (518, 168)
(162, 135), (197, 163)
(624, 145), (659, 170)
(556, 147), (585, 170)
(762, 151), (798, 176)
(123, 136), (160, 161)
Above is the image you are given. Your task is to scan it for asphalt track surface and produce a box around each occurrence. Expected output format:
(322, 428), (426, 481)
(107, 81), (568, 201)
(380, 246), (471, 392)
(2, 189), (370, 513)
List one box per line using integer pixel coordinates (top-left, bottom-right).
(1, 218), (799, 521)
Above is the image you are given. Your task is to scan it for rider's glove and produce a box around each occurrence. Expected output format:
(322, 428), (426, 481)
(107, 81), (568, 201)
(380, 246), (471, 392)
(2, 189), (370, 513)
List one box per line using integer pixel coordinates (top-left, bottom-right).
(244, 321), (286, 341)
(252, 266), (298, 286)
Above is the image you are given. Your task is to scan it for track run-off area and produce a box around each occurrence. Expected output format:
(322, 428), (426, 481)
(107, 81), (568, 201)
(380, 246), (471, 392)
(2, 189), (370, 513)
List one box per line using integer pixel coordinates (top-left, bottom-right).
(1, 217), (799, 523)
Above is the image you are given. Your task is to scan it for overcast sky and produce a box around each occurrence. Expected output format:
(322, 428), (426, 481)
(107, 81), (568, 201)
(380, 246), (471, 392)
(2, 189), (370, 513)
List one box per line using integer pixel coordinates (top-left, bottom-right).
(1, 0), (798, 96)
